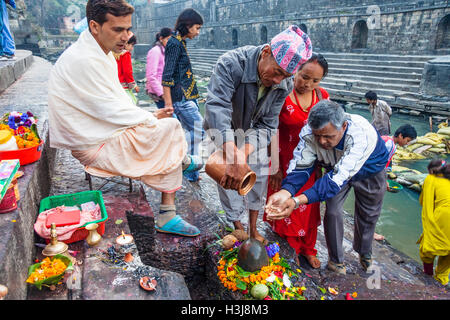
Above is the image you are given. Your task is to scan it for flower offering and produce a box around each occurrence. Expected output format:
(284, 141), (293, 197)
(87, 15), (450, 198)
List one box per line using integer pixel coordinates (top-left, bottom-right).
(1, 111), (40, 149)
(216, 240), (307, 300)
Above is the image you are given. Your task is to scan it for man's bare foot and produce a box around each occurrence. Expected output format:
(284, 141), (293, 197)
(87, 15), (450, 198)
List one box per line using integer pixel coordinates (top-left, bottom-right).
(301, 254), (321, 269)
(233, 221), (245, 231)
(250, 229), (268, 246)
(374, 233), (385, 241)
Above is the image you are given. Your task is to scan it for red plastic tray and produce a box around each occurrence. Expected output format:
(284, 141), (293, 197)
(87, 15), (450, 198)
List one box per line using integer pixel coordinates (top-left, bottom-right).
(0, 141), (44, 165)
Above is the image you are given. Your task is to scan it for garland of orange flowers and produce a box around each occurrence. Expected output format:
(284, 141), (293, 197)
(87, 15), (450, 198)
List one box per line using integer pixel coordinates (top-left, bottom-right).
(26, 257), (67, 284)
(216, 242), (307, 300)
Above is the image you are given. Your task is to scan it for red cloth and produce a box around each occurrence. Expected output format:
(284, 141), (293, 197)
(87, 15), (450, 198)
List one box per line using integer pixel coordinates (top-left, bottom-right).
(116, 51), (135, 89)
(264, 87), (329, 256)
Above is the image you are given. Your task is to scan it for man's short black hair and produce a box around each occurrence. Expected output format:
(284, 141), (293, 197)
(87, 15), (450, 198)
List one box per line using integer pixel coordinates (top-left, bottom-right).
(365, 90), (377, 101)
(86, 0), (134, 29)
(394, 124), (417, 139)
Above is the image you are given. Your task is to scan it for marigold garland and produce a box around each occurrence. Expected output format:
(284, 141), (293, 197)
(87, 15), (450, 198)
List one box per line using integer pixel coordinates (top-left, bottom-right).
(216, 241), (307, 300)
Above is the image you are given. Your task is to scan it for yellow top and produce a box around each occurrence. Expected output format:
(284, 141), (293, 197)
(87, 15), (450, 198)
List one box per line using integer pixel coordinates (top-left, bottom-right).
(417, 174), (450, 256)
(0, 130), (13, 144)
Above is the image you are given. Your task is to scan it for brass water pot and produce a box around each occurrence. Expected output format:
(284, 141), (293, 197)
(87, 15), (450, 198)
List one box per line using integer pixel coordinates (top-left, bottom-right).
(85, 223), (102, 246)
(205, 149), (257, 196)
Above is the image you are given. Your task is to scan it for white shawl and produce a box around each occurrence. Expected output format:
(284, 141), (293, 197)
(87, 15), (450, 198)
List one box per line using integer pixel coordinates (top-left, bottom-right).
(48, 30), (156, 150)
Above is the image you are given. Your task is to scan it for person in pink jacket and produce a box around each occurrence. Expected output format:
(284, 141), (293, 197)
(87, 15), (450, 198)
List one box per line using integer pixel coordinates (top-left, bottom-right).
(146, 27), (172, 109)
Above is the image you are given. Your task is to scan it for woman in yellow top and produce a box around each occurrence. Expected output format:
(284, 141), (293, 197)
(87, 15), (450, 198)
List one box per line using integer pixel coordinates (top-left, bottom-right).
(418, 159), (450, 285)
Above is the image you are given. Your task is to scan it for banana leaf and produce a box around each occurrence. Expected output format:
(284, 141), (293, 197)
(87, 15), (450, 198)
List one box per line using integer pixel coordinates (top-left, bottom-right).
(26, 254), (73, 290)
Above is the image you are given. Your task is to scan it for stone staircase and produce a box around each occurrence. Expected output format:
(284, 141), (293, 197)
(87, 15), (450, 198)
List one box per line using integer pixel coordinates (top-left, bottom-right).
(188, 48), (449, 117)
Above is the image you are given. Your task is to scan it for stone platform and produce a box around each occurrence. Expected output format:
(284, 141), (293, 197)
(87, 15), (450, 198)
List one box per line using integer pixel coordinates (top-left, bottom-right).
(0, 53), (449, 301)
(0, 50), (34, 94)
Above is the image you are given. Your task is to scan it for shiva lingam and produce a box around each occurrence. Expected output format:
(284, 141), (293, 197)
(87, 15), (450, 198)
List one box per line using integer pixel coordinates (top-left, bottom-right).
(42, 223), (69, 257)
(205, 149), (257, 196)
(237, 238), (269, 272)
(85, 223), (102, 246)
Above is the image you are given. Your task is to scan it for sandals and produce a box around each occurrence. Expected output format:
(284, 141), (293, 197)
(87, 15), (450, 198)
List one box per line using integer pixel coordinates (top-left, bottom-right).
(359, 254), (373, 271)
(327, 260), (347, 275)
(155, 215), (200, 237)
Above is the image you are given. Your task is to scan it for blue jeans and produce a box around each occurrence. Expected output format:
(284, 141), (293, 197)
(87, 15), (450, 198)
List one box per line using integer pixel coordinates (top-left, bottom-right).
(0, 1), (15, 56)
(173, 98), (204, 181)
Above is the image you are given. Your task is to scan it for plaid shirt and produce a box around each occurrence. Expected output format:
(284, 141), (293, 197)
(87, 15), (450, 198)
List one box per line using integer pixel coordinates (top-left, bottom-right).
(162, 33), (199, 102)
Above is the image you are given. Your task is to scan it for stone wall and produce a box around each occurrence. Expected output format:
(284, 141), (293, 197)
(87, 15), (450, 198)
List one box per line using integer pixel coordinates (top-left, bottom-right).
(132, 0), (450, 54)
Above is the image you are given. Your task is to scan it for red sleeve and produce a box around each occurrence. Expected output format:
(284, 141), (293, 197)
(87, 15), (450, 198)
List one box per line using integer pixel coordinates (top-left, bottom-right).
(121, 52), (135, 84)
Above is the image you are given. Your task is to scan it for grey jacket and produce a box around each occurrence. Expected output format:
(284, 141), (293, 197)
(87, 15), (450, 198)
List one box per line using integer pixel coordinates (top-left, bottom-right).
(203, 45), (293, 150)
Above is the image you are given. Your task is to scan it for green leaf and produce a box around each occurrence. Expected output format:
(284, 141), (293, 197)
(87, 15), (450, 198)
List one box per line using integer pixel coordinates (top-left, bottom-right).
(277, 257), (291, 270)
(30, 123), (41, 142)
(115, 219), (123, 225)
(219, 247), (238, 260)
(235, 265), (254, 277)
(319, 287), (326, 294)
(217, 210), (225, 215)
(235, 278), (247, 290)
(225, 226), (234, 232)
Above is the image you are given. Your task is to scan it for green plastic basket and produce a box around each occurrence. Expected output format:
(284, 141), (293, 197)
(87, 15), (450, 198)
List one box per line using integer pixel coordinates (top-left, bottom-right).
(39, 191), (108, 243)
(39, 190), (108, 227)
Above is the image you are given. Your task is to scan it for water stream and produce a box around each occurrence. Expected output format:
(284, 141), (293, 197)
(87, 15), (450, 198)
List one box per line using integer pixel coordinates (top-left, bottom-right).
(342, 105), (448, 263)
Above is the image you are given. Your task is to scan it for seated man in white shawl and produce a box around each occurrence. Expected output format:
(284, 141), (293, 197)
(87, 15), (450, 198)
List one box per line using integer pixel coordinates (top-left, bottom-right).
(48, 0), (202, 237)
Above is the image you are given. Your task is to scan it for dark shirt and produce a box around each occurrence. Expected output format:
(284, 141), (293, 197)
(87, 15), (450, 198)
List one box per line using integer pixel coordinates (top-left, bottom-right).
(162, 32), (199, 102)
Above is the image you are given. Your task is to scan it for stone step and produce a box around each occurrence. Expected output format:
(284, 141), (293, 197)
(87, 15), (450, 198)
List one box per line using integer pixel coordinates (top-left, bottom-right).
(190, 56), (426, 77)
(188, 48), (437, 62)
(0, 50), (34, 94)
(321, 77), (420, 93)
(26, 148), (192, 300)
(327, 62), (423, 74)
(326, 88), (450, 116)
(328, 67), (422, 80)
(82, 192), (191, 300)
(321, 81), (421, 97)
(325, 57), (427, 69)
(319, 52), (437, 62)
(325, 74), (421, 86)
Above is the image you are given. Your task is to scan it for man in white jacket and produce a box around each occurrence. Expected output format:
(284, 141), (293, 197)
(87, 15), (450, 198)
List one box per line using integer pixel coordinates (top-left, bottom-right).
(266, 100), (390, 274)
(48, 0), (202, 237)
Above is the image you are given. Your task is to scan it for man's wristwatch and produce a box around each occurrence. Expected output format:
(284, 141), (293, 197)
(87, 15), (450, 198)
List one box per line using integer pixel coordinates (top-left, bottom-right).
(291, 196), (300, 209)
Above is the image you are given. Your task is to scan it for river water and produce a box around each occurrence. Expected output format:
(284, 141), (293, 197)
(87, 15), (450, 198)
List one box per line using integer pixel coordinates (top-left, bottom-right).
(343, 105), (449, 263)
(133, 61), (447, 263)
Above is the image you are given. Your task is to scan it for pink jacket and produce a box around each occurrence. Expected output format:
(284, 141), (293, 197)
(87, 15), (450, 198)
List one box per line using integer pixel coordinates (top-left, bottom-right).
(146, 43), (165, 97)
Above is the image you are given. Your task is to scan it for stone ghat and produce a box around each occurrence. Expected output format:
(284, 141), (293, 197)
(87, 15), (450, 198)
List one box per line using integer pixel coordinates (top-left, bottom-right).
(0, 52), (448, 300)
(4, 142), (450, 301)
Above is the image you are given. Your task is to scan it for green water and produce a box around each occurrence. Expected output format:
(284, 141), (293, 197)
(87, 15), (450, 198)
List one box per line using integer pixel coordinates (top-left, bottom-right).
(343, 105), (449, 263)
(133, 60), (446, 263)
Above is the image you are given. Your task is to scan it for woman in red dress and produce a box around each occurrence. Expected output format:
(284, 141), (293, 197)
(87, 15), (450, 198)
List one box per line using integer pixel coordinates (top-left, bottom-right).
(264, 53), (329, 268)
